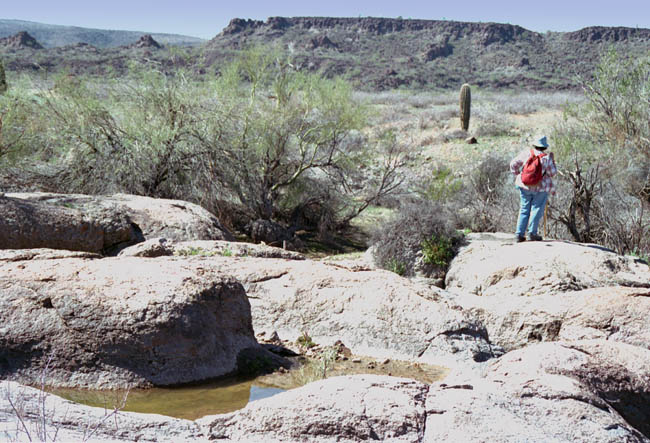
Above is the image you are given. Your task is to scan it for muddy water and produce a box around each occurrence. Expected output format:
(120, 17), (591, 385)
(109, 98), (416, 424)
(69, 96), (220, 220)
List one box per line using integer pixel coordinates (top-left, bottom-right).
(52, 358), (447, 420)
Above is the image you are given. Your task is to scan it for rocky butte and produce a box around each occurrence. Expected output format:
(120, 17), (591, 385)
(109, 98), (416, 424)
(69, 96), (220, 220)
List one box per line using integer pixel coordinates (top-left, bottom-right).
(203, 16), (650, 89)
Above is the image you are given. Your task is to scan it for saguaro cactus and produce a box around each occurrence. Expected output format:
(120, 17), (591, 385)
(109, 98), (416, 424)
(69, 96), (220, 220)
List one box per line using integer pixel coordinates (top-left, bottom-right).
(459, 83), (471, 131)
(0, 59), (7, 94)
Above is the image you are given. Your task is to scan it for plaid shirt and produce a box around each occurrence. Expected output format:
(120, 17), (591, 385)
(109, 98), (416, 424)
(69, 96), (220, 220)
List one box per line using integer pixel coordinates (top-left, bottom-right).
(510, 148), (558, 195)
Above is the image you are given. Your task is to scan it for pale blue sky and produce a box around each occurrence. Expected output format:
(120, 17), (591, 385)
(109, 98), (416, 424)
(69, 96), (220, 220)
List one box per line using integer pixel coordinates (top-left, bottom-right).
(2, 0), (649, 39)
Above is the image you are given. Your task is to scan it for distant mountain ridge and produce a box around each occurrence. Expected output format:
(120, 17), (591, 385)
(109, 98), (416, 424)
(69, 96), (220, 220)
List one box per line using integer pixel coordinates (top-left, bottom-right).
(1, 16), (648, 91)
(204, 16), (650, 90)
(0, 19), (205, 48)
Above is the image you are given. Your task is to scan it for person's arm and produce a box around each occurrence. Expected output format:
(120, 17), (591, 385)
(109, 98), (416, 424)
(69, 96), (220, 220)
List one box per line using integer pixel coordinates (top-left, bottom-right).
(510, 152), (524, 176)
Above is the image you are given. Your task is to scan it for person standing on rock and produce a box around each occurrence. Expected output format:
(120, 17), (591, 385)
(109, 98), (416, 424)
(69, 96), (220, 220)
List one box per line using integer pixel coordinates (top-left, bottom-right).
(509, 136), (557, 242)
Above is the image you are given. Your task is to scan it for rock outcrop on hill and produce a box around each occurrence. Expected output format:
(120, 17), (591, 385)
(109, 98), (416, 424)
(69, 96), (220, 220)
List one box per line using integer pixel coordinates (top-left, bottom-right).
(0, 31), (43, 50)
(127, 34), (162, 49)
(0, 253), (270, 389)
(2, 17), (648, 90)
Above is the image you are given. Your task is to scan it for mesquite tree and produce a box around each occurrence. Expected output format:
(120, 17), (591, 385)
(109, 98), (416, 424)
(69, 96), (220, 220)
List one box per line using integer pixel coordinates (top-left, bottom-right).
(550, 50), (650, 255)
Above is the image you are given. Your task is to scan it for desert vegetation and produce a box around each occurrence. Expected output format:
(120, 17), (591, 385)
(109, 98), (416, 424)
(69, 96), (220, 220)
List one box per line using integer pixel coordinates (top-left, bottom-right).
(0, 47), (648, 269)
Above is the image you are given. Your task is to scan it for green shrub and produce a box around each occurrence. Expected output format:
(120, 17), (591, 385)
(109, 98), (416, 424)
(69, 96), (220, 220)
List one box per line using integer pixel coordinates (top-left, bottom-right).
(421, 234), (455, 267)
(372, 199), (463, 278)
(3, 48), (408, 243)
(386, 258), (407, 276)
(423, 165), (463, 202)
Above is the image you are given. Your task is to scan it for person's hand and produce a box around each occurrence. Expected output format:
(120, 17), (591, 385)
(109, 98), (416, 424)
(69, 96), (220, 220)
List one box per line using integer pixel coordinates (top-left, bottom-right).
(549, 152), (555, 161)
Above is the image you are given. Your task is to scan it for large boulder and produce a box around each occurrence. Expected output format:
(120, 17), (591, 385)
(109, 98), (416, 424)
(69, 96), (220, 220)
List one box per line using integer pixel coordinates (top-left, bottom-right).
(0, 253), (263, 389)
(425, 340), (650, 442)
(198, 375), (428, 442)
(444, 286), (650, 352)
(445, 232), (650, 296)
(197, 256), (501, 370)
(486, 340), (650, 438)
(0, 196), (138, 254)
(6, 192), (234, 246)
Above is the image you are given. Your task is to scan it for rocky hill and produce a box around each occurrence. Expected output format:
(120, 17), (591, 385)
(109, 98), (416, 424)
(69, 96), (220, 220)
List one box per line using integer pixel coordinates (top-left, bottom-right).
(0, 16), (648, 90)
(0, 31), (43, 50)
(205, 17), (650, 90)
(0, 18), (205, 48)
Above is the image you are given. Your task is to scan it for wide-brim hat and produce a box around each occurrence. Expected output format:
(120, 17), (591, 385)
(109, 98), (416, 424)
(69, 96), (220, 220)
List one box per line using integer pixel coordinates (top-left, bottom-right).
(533, 136), (549, 149)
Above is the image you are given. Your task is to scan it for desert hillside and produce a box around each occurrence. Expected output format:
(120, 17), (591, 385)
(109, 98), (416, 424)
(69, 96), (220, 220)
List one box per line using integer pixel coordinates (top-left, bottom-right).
(1, 16), (649, 89)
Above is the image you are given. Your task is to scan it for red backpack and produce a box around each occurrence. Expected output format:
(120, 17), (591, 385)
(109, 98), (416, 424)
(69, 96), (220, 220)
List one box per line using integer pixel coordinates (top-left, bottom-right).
(521, 149), (547, 186)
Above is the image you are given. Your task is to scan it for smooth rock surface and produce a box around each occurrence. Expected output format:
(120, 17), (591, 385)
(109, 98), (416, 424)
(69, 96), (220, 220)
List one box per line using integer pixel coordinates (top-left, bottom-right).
(118, 239), (306, 260)
(487, 340), (650, 439)
(6, 192), (234, 244)
(443, 286), (650, 351)
(425, 340), (650, 442)
(445, 232), (650, 297)
(198, 375), (428, 442)
(0, 254), (258, 389)
(198, 256), (501, 370)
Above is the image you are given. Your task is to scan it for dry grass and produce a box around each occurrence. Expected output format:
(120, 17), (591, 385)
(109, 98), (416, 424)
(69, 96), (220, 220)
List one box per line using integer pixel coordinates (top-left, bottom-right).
(363, 89), (568, 168)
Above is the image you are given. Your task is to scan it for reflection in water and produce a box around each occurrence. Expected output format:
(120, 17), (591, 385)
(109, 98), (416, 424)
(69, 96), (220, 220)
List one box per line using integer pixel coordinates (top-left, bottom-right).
(52, 376), (284, 420)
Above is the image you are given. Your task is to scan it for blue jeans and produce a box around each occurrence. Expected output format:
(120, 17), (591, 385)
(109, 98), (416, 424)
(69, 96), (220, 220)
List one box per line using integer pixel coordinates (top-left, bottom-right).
(515, 187), (549, 237)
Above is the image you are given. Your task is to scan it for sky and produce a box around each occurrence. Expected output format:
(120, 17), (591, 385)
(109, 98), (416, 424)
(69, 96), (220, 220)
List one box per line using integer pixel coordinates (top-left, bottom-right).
(2, 0), (649, 40)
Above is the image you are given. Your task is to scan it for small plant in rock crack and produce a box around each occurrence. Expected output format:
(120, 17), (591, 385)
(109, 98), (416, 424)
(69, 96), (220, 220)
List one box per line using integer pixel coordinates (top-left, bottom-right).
(176, 246), (203, 256)
(175, 247), (218, 257)
(3, 353), (60, 442)
(386, 258), (406, 276)
(296, 331), (316, 349)
(294, 346), (339, 385)
(317, 347), (339, 379)
(421, 233), (456, 267)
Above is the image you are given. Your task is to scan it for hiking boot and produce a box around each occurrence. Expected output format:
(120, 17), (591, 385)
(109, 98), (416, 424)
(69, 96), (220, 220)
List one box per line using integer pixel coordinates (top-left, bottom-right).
(528, 233), (543, 241)
(515, 235), (526, 243)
